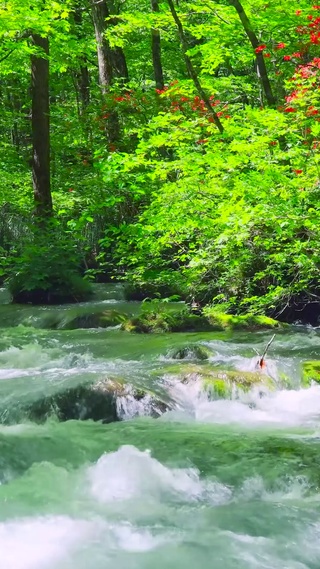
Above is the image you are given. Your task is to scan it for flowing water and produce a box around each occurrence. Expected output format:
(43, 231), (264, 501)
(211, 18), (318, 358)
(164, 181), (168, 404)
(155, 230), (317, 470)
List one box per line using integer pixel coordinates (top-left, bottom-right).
(1, 284), (320, 569)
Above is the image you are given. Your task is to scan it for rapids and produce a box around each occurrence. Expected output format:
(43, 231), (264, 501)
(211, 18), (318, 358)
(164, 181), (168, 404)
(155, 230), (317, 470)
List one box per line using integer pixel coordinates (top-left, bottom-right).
(1, 284), (320, 569)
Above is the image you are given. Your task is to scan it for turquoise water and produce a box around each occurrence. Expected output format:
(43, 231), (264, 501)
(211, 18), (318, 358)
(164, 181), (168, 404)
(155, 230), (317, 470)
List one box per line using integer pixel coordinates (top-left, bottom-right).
(1, 285), (320, 569)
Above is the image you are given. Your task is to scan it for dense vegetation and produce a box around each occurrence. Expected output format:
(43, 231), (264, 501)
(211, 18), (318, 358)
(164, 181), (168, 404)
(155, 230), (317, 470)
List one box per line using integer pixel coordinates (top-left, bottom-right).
(1, 0), (320, 322)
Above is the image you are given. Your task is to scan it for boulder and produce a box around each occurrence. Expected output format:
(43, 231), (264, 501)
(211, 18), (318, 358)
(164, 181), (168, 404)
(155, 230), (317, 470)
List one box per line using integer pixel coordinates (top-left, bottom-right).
(0, 378), (169, 425)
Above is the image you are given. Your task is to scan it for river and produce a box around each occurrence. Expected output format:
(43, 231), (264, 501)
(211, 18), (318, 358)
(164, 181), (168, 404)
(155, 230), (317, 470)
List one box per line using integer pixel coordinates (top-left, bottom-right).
(1, 284), (320, 569)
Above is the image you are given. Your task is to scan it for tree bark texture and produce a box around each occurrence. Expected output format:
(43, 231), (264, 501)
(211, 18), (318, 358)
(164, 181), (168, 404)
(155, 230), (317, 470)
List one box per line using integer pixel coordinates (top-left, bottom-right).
(74, 6), (90, 112)
(90, 0), (129, 90)
(90, 0), (114, 92)
(31, 34), (52, 216)
(151, 0), (164, 90)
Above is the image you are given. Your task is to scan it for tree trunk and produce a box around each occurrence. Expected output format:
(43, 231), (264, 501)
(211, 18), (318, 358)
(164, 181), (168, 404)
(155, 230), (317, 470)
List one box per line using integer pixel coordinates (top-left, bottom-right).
(229, 0), (276, 107)
(111, 46), (129, 83)
(151, 0), (164, 90)
(106, 0), (129, 83)
(76, 65), (90, 111)
(91, 0), (129, 145)
(167, 0), (224, 134)
(90, 0), (113, 93)
(74, 6), (90, 112)
(31, 34), (52, 216)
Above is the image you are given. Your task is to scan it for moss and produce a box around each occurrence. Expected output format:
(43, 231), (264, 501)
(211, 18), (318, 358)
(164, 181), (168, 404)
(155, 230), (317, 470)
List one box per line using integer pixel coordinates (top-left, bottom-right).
(181, 365), (272, 396)
(301, 361), (320, 387)
(154, 363), (274, 399)
(123, 307), (284, 334)
(209, 378), (229, 398)
(203, 308), (285, 331)
(122, 308), (214, 333)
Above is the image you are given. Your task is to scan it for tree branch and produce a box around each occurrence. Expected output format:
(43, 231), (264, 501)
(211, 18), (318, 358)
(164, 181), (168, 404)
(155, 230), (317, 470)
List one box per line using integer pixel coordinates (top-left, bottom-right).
(167, 0), (224, 134)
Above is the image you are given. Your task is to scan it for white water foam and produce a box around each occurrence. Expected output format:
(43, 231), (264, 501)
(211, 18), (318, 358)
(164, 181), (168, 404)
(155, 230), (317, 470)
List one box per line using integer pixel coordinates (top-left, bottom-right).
(116, 389), (165, 420)
(88, 445), (231, 506)
(164, 374), (320, 428)
(0, 516), (93, 569)
(2, 446), (320, 569)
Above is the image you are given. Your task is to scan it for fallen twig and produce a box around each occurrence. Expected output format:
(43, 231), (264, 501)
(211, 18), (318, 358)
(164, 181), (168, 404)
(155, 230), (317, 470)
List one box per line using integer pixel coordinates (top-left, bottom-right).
(258, 333), (276, 369)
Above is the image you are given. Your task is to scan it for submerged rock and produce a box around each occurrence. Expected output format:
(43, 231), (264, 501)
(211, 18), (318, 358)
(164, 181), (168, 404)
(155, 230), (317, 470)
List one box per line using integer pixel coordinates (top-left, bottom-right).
(168, 344), (213, 361)
(301, 361), (320, 387)
(59, 309), (128, 330)
(31, 309), (128, 330)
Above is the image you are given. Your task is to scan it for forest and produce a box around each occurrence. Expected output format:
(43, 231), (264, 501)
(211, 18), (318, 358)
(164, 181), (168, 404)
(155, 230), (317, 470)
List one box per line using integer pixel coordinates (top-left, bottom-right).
(1, 0), (320, 324)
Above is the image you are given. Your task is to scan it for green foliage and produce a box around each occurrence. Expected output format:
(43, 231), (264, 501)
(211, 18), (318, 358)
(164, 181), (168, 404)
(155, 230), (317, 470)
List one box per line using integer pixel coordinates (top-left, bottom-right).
(0, 0), (320, 318)
(7, 226), (92, 304)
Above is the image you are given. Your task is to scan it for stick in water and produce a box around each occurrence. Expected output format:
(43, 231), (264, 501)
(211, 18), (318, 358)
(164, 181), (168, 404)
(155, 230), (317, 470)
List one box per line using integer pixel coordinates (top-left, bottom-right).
(258, 334), (276, 369)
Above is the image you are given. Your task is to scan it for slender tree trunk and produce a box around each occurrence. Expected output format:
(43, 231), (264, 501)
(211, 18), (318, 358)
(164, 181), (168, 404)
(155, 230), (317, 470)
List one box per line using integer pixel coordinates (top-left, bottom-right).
(91, 0), (129, 88)
(111, 46), (129, 83)
(90, 0), (113, 93)
(90, 0), (129, 144)
(229, 0), (276, 107)
(7, 80), (21, 149)
(106, 0), (129, 82)
(151, 0), (164, 90)
(74, 7), (90, 113)
(167, 0), (224, 133)
(76, 65), (90, 110)
(31, 34), (52, 216)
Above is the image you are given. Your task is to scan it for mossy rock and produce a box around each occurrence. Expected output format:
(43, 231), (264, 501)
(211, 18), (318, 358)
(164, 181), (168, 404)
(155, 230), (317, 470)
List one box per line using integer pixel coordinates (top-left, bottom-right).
(122, 306), (284, 334)
(168, 344), (212, 361)
(301, 361), (320, 387)
(5, 378), (169, 425)
(122, 309), (215, 333)
(181, 365), (273, 398)
(156, 363), (274, 399)
(26, 383), (119, 424)
(203, 308), (285, 331)
(60, 310), (127, 330)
